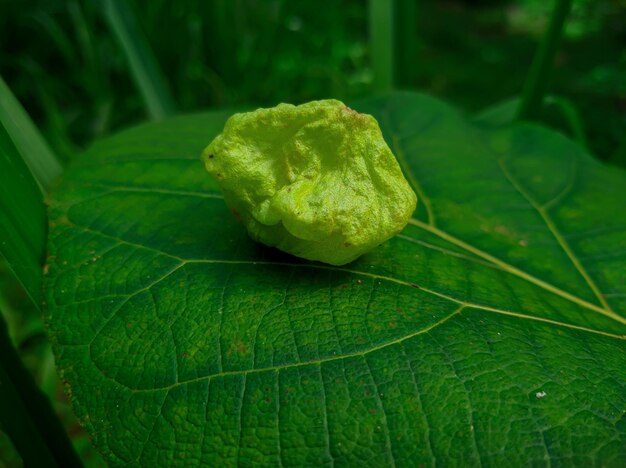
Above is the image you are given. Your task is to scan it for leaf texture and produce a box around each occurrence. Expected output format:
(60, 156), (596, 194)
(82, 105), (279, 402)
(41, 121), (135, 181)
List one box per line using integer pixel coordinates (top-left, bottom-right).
(45, 93), (626, 466)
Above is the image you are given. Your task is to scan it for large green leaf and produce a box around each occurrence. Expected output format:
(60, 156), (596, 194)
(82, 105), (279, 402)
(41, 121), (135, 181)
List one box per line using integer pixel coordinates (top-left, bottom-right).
(45, 93), (626, 466)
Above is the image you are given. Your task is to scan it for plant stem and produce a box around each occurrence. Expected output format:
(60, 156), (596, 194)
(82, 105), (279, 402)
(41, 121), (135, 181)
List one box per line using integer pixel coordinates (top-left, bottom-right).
(0, 314), (82, 467)
(101, 0), (176, 120)
(369, 0), (394, 93)
(516, 0), (573, 121)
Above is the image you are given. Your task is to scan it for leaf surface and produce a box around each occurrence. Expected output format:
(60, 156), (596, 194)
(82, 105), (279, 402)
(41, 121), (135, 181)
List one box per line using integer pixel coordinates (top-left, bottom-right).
(45, 93), (626, 466)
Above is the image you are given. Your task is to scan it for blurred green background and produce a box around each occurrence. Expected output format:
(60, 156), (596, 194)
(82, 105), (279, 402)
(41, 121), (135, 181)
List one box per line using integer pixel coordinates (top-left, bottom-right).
(2, 0), (626, 165)
(1, 0), (625, 465)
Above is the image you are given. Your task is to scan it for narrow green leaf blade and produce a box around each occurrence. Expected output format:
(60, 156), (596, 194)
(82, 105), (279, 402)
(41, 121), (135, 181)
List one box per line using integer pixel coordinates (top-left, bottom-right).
(0, 123), (46, 308)
(45, 94), (626, 465)
(101, 0), (176, 120)
(0, 75), (62, 192)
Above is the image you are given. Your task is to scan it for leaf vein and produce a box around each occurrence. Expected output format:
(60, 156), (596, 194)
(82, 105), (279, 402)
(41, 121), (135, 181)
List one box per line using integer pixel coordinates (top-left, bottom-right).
(497, 157), (614, 314)
(87, 306), (465, 393)
(382, 108), (435, 226)
(363, 356), (397, 468)
(408, 218), (625, 325)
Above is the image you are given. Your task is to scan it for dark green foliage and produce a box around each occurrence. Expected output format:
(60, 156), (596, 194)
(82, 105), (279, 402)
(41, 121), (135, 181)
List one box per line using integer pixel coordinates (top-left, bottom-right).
(0, 312), (82, 467)
(1, 0), (624, 164)
(413, 1), (626, 164)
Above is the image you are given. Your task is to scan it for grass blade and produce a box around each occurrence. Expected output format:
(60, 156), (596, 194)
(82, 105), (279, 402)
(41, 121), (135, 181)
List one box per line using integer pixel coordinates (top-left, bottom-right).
(0, 75), (62, 192)
(101, 0), (176, 119)
(0, 122), (46, 308)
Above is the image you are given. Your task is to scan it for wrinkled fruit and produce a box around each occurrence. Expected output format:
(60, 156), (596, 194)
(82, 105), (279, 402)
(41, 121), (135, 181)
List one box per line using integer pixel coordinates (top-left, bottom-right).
(202, 99), (416, 265)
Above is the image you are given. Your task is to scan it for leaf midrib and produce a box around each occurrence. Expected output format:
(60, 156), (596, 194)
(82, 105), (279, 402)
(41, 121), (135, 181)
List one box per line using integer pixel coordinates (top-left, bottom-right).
(56, 216), (626, 343)
(62, 182), (626, 329)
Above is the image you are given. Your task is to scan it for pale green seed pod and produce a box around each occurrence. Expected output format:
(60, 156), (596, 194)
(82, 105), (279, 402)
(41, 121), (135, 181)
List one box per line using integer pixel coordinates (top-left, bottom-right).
(201, 99), (417, 266)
